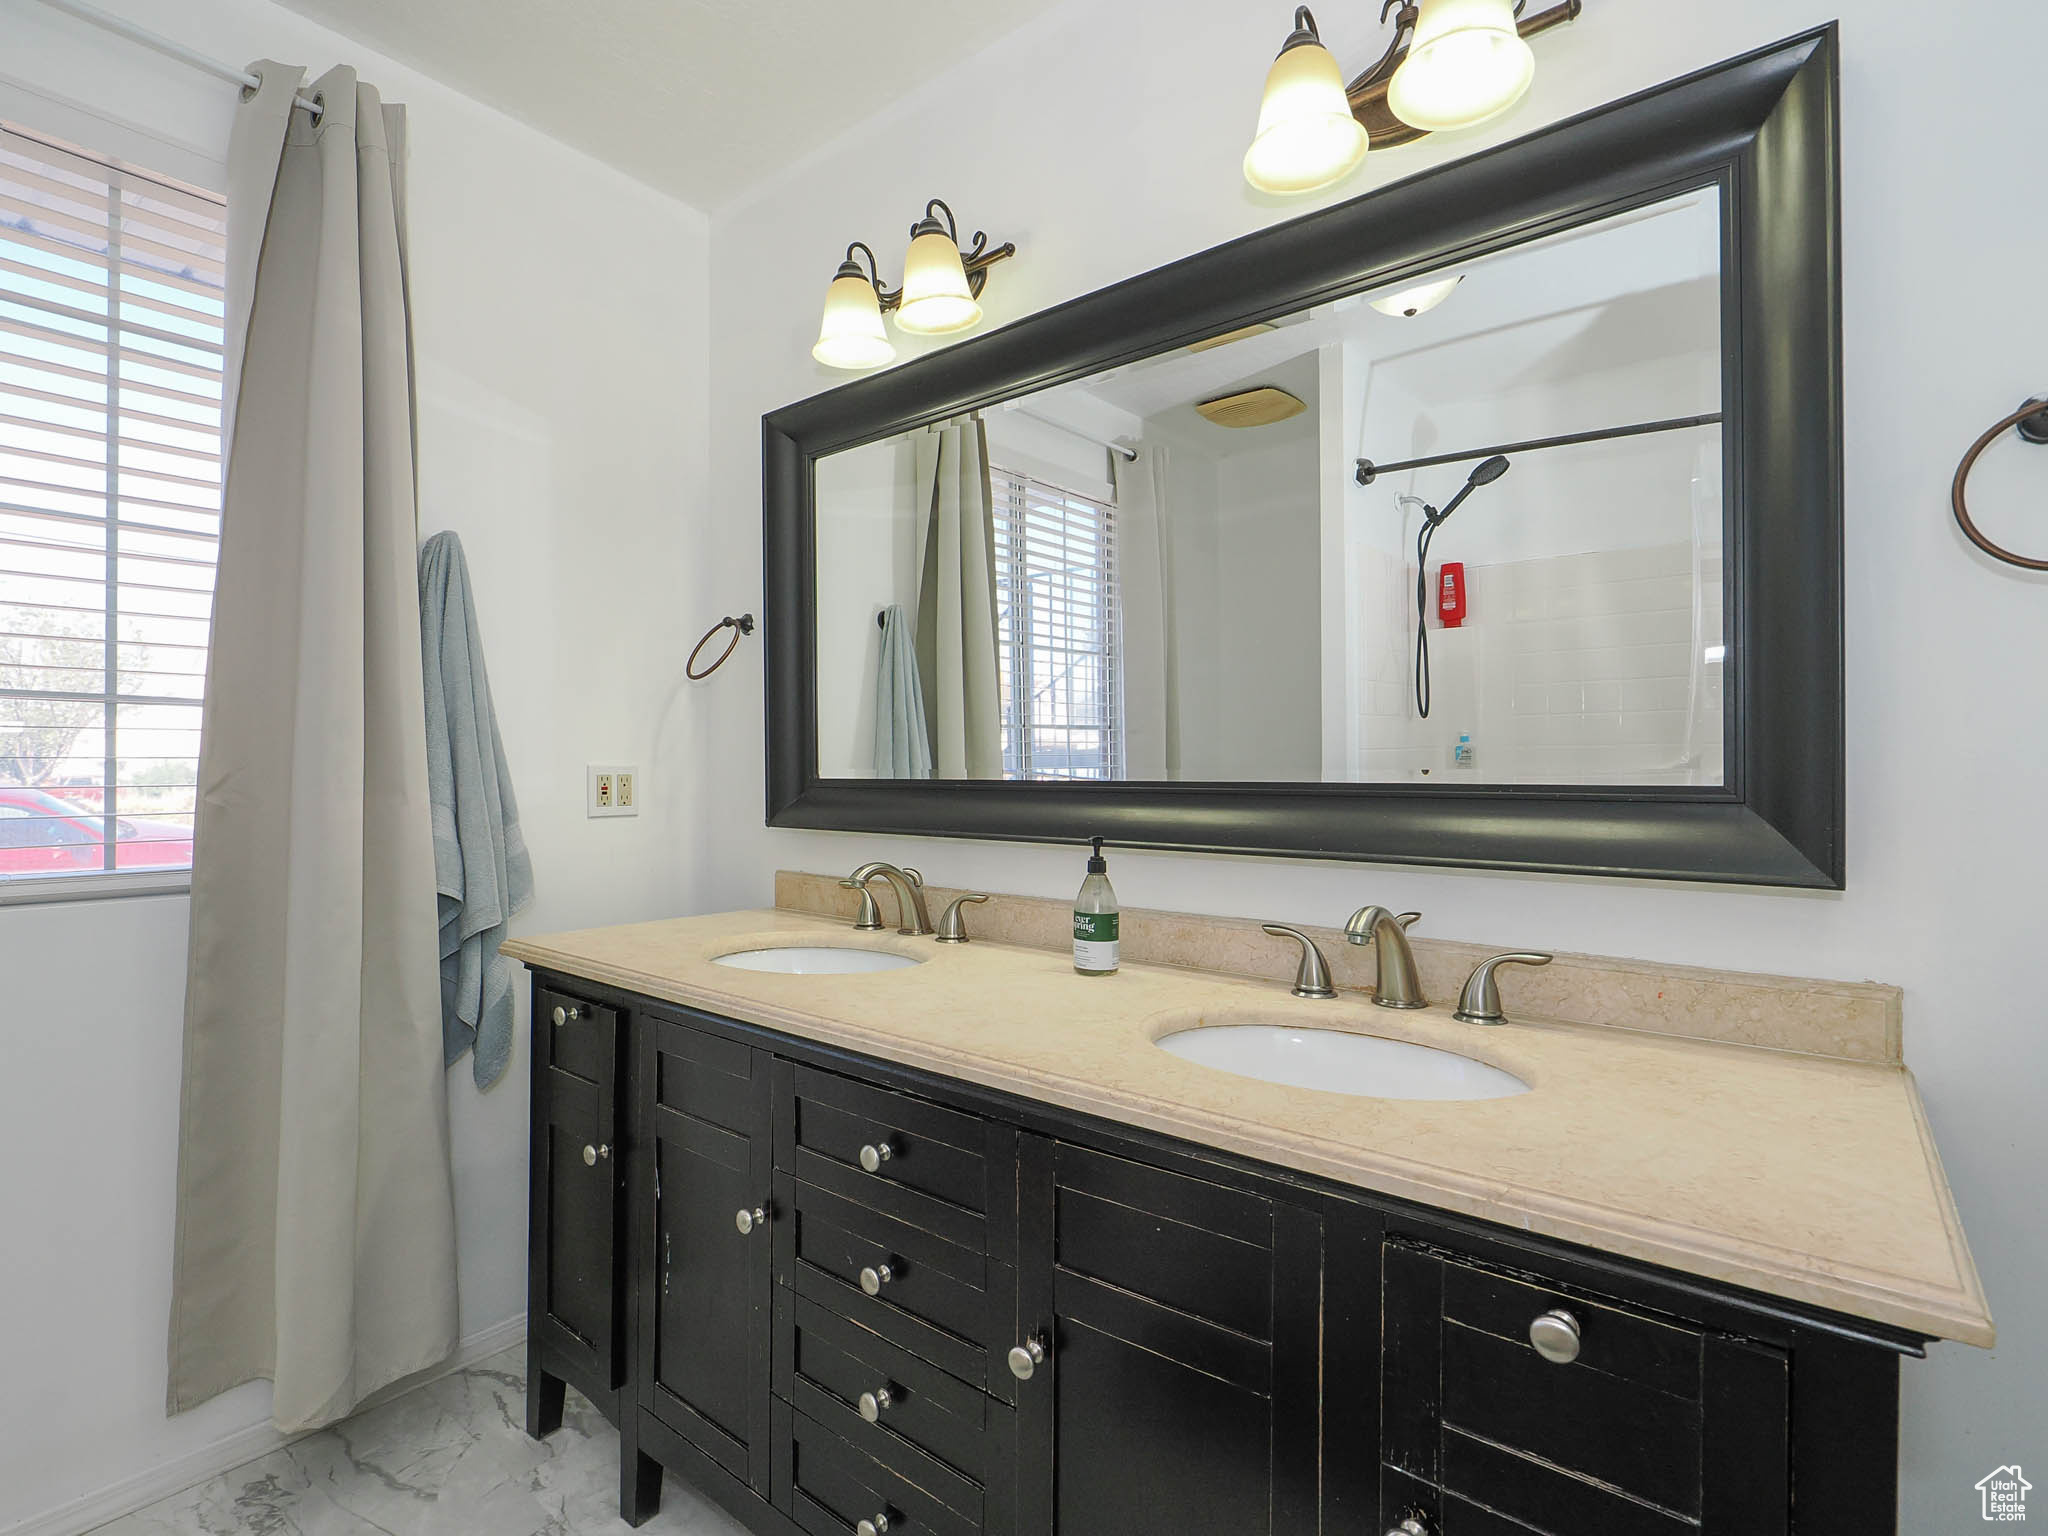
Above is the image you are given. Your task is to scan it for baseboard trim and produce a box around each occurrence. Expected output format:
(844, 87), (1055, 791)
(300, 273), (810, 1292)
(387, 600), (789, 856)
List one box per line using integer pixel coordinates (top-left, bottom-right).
(4, 1315), (528, 1536)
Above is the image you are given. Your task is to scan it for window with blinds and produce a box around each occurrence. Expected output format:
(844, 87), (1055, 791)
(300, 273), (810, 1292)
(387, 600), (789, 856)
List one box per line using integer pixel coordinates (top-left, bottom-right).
(0, 122), (224, 889)
(990, 465), (1123, 781)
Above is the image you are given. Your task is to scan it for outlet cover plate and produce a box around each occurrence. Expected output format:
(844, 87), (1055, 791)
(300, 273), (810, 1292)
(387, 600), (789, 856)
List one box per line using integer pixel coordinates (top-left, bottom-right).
(587, 764), (639, 818)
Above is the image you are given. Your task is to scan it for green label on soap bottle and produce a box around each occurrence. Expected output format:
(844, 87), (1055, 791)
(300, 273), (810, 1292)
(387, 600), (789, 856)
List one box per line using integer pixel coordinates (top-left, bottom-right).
(1074, 911), (1119, 943)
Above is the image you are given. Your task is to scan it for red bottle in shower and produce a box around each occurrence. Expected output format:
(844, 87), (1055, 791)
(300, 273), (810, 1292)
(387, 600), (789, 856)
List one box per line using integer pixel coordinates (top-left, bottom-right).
(1437, 561), (1467, 629)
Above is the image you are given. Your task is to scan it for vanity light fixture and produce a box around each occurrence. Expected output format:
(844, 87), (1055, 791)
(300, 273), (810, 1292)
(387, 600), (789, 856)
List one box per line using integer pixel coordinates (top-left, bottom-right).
(811, 199), (1017, 369)
(1243, 0), (1581, 195)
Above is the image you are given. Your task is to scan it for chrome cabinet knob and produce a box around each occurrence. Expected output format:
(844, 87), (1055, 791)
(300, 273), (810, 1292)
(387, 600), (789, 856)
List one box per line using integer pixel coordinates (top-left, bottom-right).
(859, 1262), (895, 1295)
(857, 1385), (896, 1422)
(1008, 1335), (1047, 1381)
(1386, 1519), (1431, 1536)
(1529, 1308), (1582, 1364)
(581, 1143), (609, 1166)
(858, 1140), (895, 1173)
(735, 1206), (768, 1235)
(855, 1515), (891, 1536)
(551, 1004), (581, 1026)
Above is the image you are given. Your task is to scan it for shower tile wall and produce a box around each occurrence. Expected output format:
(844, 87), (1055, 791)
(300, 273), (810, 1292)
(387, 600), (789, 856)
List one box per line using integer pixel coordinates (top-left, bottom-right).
(1355, 541), (1723, 784)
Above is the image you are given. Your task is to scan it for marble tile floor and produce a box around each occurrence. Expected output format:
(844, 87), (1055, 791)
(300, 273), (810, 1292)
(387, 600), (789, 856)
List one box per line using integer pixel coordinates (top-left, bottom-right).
(87, 1344), (751, 1536)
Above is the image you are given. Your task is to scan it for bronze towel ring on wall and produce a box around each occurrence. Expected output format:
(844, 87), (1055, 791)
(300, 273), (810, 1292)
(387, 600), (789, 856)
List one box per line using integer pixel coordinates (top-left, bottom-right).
(1952, 396), (2048, 571)
(687, 613), (754, 680)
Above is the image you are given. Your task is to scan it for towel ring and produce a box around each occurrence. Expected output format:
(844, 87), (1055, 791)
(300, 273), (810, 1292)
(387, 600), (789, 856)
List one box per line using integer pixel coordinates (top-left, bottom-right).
(1952, 397), (2048, 571)
(687, 613), (754, 680)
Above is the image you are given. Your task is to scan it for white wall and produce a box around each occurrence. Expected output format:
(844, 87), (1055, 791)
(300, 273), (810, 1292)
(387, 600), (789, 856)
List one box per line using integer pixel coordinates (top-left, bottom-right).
(699, 2), (2048, 1527)
(0, 2), (709, 1528)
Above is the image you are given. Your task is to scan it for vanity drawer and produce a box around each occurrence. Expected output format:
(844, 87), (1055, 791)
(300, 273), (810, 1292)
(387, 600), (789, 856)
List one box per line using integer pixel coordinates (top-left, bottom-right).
(781, 1403), (981, 1536)
(538, 986), (618, 1088)
(784, 1176), (1014, 1396)
(778, 1290), (1009, 1499)
(787, 1066), (1008, 1236)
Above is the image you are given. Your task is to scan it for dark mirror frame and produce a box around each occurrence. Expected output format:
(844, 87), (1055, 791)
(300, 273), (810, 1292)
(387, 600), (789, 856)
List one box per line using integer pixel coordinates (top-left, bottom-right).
(764, 27), (1843, 889)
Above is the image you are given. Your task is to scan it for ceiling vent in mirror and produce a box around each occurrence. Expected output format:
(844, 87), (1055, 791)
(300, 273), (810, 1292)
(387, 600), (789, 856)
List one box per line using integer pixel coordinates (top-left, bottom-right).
(1196, 387), (1308, 429)
(1188, 322), (1280, 353)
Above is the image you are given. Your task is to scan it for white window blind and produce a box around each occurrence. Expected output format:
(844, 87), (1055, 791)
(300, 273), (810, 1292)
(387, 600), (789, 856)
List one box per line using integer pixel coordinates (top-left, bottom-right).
(0, 121), (224, 892)
(990, 464), (1123, 781)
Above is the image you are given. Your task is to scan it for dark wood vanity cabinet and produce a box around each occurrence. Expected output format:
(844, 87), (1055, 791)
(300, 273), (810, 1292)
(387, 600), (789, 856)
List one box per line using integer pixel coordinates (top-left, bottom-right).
(525, 984), (626, 1437)
(525, 973), (1918, 1536)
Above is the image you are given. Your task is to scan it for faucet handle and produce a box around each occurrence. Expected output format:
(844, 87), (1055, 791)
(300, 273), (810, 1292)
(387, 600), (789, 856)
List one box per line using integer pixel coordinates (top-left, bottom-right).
(839, 877), (884, 932)
(1262, 924), (1337, 1000)
(1345, 906), (1421, 945)
(902, 866), (925, 887)
(935, 893), (990, 944)
(1454, 953), (1553, 1025)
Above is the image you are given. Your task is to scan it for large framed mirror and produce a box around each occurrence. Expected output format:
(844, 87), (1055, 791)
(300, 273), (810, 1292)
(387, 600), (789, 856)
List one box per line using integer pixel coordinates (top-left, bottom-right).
(764, 28), (1842, 888)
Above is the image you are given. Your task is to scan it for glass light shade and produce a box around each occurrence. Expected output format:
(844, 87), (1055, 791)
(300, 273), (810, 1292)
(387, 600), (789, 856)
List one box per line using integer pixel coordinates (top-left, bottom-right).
(1243, 38), (1369, 195)
(1386, 0), (1535, 133)
(813, 270), (895, 370)
(1369, 274), (1463, 317)
(894, 230), (982, 335)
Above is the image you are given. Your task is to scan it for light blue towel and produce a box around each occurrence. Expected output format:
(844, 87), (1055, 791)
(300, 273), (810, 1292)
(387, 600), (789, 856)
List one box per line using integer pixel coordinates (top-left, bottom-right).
(873, 604), (933, 779)
(419, 531), (534, 1088)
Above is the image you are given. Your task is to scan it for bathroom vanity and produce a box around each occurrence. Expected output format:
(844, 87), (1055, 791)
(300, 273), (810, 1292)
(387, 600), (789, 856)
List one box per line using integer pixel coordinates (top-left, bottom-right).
(506, 895), (1989, 1536)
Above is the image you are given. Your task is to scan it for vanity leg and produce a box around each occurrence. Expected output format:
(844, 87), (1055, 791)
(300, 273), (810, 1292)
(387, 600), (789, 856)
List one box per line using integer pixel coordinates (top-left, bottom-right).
(620, 1410), (662, 1526)
(525, 1361), (566, 1439)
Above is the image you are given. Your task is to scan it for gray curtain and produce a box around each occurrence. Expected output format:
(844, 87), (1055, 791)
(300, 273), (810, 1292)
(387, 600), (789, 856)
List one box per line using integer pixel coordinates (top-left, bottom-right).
(912, 417), (1002, 778)
(1113, 442), (1174, 780)
(168, 63), (458, 1432)
(872, 602), (932, 778)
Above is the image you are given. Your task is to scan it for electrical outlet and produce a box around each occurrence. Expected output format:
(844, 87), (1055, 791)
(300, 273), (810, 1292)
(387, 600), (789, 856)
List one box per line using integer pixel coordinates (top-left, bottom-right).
(587, 764), (639, 818)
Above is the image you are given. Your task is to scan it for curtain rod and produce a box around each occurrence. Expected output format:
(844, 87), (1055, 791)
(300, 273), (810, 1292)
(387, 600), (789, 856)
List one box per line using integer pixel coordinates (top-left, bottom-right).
(1003, 404), (1139, 463)
(32, 0), (323, 119)
(1356, 412), (1723, 486)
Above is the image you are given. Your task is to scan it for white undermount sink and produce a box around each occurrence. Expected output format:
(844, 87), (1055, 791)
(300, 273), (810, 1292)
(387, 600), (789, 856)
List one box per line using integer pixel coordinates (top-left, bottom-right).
(712, 946), (923, 975)
(1156, 1023), (1529, 1101)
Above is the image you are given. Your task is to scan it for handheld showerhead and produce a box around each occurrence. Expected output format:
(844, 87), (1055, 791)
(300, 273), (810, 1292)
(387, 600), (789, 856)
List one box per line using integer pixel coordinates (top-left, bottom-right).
(1431, 454), (1513, 525)
(1410, 453), (1512, 719)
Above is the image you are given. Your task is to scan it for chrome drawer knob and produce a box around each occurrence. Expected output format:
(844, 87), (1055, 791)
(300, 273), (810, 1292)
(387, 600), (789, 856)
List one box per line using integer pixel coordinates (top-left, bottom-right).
(856, 1516), (891, 1536)
(1008, 1336), (1047, 1381)
(735, 1206), (768, 1235)
(551, 1004), (581, 1026)
(1529, 1308), (1582, 1364)
(858, 1140), (895, 1174)
(860, 1262), (895, 1295)
(1386, 1519), (1431, 1536)
(581, 1143), (609, 1166)
(858, 1386), (896, 1422)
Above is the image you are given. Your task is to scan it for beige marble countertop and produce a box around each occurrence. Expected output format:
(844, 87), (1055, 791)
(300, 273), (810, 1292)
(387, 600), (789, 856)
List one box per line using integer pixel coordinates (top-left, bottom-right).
(502, 908), (1992, 1347)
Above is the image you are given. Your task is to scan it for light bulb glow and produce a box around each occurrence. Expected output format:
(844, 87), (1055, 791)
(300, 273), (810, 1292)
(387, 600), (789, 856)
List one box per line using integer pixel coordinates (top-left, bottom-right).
(813, 270), (895, 370)
(1386, 0), (1535, 133)
(1369, 274), (1463, 317)
(895, 229), (982, 335)
(1243, 38), (1369, 196)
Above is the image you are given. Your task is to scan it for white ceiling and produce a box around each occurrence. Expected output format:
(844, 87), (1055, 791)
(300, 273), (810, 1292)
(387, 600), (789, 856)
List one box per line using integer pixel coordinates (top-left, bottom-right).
(266, 0), (1070, 210)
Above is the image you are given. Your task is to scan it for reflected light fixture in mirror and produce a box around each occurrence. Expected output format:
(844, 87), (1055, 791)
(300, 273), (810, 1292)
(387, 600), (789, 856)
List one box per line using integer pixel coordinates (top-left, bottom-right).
(1244, 8), (1370, 195)
(813, 243), (896, 369)
(1387, 0), (1537, 131)
(1369, 273), (1463, 316)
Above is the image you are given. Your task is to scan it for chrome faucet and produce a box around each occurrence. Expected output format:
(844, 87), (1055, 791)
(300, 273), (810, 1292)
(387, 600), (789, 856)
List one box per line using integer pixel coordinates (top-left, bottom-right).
(848, 862), (934, 936)
(1345, 906), (1426, 1009)
(1262, 925), (1337, 999)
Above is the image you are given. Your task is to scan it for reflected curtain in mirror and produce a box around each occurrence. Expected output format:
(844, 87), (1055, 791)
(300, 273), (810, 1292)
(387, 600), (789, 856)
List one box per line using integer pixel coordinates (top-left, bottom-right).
(912, 417), (1002, 778)
(1114, 444), (1175, 780)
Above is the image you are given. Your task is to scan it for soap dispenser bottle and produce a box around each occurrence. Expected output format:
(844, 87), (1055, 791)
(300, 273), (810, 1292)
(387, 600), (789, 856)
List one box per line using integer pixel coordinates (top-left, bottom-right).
(1073, 837), (1120, 977)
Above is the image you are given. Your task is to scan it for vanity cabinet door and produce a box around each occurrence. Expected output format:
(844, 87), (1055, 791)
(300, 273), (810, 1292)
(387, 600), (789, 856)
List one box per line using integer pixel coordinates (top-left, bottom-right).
(528, 983), (625, 1433)
(1379, 1240), (1791, 1536)
(634, 1010), (777, 1495)
(1014, 1137), (1321, 1536)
